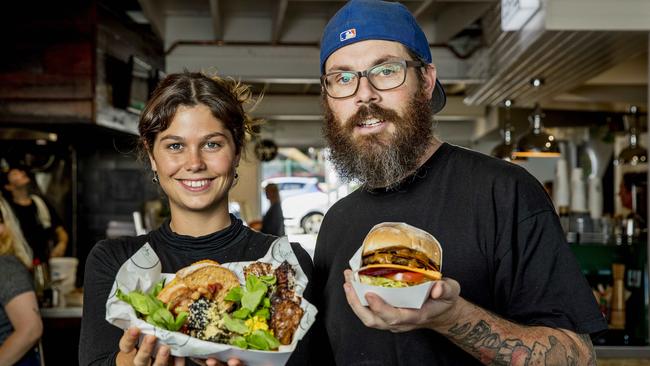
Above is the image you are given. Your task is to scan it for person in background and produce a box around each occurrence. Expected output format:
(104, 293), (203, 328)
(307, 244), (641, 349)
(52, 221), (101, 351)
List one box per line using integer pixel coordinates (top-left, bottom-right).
(619, 171), (647, 227)
(311, 1), (607, 365)
(79, 72), (313, 366)
(1, 166), (69, 261)
(0, 195), (43, 366)
(260, 183), (285, 236)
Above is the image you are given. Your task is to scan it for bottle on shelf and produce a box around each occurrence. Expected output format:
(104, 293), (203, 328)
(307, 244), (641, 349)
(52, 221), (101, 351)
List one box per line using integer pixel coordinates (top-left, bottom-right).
(554, 158), (571, 234)
(33, 258), (54, 308)
(609, 263), (626, 330)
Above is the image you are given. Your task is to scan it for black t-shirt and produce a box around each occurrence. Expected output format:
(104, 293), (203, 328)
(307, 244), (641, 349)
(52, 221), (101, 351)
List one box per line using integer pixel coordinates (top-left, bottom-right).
(9, 197), (61, 262)
(262, 202), (285, 237)
(79, 216), (314, 366)
(312, 143), (607, 366)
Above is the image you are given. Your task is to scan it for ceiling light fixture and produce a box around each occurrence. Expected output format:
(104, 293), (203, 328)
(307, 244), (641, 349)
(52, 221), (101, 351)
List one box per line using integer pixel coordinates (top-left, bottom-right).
(491, 99), (526, 161)
(615, 105), (647, 166)
(512, 79), (561, 158)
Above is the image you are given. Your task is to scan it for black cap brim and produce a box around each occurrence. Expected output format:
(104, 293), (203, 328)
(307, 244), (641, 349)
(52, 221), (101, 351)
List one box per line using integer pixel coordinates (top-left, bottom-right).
(432, 79), (446, 114)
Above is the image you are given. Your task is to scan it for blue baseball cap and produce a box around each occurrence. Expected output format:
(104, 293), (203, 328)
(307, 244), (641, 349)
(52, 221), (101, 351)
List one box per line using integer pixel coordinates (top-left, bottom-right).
(320, 0), (446, 113)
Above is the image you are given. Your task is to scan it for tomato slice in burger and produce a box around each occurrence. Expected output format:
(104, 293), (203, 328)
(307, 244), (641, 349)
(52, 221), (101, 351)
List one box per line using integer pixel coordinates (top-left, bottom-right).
(384, 271), (426, 284)
(359, 267), (428, 285)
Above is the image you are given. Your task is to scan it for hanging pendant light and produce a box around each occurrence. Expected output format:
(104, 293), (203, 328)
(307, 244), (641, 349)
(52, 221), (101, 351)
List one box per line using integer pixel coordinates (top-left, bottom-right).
(615, 105), (647, 166)
(512, 79), (560, 158)
(491, 100), (526, 161)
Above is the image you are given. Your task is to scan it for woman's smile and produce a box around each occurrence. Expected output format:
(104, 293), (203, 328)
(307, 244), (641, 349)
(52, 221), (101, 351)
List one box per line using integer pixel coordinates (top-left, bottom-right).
(178, 178), (215, 192)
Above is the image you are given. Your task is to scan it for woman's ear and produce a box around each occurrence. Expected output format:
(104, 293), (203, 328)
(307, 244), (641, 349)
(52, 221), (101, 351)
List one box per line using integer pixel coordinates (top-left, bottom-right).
(234, 154), (241, 169)
(147, 153), (157, 172)
(145, 142), (157, 171)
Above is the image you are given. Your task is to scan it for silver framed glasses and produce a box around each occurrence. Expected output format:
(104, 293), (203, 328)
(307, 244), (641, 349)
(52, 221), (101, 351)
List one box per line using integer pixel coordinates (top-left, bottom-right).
(321, 60), (426, 99)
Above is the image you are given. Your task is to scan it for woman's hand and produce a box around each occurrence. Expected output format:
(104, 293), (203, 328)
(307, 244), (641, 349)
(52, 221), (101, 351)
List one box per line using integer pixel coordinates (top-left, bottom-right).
(190, 357), (244, 366)
(117, 327), (185, 366)
(118, 327), (243, 366)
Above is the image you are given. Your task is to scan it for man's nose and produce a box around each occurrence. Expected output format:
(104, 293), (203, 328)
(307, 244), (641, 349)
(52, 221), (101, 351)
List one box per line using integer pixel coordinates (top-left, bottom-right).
(355, 77), (380, 105)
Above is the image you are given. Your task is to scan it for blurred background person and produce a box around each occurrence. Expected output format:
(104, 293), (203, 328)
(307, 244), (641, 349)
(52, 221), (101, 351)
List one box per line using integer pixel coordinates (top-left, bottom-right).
(0, 195), (43, 366)
(618, 171), (647, 229)
(1, 166), (69, 262)
(260, 183), (285, 236)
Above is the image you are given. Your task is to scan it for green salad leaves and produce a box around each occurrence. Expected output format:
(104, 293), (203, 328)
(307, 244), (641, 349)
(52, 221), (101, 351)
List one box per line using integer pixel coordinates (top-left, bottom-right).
(222, 275), (280, 350)
(116, 280), (188, 332)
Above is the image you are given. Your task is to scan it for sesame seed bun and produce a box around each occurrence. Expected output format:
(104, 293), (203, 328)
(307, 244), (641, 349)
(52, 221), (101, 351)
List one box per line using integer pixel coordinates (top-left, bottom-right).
(361, 222), (442, 271)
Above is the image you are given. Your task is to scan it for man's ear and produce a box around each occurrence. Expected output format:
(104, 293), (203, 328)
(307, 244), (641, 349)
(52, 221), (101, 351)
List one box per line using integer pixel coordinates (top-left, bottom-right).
(422, 64), (438, 101)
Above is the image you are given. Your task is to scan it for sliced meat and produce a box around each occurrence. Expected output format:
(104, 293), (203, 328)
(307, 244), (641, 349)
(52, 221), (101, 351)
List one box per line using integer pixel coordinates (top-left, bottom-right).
(244, 262), (273, 279)
(270, 298), (304, 345)
(272, 261), (300, 305)
(270, 261), (303, 345)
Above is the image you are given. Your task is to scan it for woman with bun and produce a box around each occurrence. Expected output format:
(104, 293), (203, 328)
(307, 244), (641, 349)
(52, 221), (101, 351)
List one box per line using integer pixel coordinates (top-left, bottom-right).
(79, 72), (313, 366)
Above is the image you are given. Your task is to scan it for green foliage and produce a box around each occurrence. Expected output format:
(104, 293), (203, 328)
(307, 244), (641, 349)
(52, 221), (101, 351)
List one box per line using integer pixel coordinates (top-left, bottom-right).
(117, 280), (187, 332)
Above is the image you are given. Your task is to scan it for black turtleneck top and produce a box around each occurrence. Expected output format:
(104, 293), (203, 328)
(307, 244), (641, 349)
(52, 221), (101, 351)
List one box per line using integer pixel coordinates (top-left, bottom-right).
(79, 216), (313, 366)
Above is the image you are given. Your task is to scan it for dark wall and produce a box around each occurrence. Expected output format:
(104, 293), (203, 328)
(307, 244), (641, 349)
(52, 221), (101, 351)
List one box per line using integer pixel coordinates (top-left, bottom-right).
(74, 125), (161, 286)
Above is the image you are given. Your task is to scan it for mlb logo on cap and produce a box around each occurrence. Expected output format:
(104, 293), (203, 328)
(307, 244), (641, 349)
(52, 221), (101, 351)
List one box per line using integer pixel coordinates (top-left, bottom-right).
(340, 28), (356, 42)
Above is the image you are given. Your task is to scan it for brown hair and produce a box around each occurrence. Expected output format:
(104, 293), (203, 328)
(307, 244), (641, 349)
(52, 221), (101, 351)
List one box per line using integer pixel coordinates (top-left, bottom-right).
(138, 71), (262, 159)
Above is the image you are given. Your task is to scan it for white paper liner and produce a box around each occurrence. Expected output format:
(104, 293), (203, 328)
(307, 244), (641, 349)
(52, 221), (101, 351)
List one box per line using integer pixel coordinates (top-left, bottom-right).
(347, 222), (442, 309)
(105, 237), (317, 366)
(348, 244), (434, 309)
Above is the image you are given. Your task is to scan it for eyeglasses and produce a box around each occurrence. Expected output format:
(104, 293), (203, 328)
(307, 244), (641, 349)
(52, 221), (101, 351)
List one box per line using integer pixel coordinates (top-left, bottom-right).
(321, 60), (426, 99)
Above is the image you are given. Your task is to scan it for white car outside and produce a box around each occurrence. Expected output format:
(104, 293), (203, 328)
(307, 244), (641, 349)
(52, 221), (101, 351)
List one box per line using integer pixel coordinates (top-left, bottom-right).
(261, 176), (330, 234)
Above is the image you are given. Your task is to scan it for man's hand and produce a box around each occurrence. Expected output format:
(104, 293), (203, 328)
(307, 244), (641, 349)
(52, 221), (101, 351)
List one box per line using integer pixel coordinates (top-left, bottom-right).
(117, 327), (184, 366)
(342, 269), (461, 332)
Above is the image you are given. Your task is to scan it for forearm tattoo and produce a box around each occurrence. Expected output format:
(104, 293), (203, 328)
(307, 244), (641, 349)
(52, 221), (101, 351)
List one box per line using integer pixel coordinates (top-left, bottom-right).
(447, 320), (596, 365)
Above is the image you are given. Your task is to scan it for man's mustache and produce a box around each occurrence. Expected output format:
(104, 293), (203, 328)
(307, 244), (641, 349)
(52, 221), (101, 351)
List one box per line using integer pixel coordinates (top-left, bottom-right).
(345, 104), (401, 132)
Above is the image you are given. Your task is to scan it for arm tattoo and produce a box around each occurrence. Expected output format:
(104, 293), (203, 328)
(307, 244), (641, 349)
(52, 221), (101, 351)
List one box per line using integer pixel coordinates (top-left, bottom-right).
(448, 320), (595, 365)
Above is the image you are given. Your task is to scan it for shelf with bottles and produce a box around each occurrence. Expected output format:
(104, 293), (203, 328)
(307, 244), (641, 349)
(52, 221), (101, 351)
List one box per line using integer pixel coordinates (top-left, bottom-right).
(570, 240), (648, 346)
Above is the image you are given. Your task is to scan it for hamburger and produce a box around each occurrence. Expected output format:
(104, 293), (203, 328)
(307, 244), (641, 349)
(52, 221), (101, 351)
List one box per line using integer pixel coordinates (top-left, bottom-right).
(156, 259), (240, 315)
(156, 260), (241, 343)
(358, 222), (442, 288)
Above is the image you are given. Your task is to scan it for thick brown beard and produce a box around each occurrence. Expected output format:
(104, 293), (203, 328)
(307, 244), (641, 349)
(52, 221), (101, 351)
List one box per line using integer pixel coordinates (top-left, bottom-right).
(322, 91), (434, 189)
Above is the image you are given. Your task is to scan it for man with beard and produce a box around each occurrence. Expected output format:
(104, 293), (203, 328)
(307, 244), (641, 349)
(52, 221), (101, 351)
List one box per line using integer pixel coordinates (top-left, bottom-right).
(310, 1), (607, 365)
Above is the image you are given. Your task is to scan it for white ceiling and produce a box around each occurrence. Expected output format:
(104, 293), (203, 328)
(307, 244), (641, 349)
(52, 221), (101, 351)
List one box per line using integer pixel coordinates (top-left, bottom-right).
(134, 0), (649, 147)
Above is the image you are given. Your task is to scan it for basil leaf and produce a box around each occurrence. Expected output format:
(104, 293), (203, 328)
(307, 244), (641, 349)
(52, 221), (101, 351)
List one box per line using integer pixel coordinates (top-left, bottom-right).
(242, 289), (265, 312)
(127, 292), (159, 315)
(151, 280), (165, 297)
(246, 330), (280, 350)
(145, 314), (166, 329)
(223, 314), (250, 334)
(230, 335), (248, 349)
(225, 287), (243, 302)
(262, 297), (271, 309)
(171, 311), (188, 331)
(232, 307), (251, 319)
(246, 276), (267, 294)
(260, 275), (276, 286)
(253, 308), (270, 320)
(151, 307), (174, 327)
